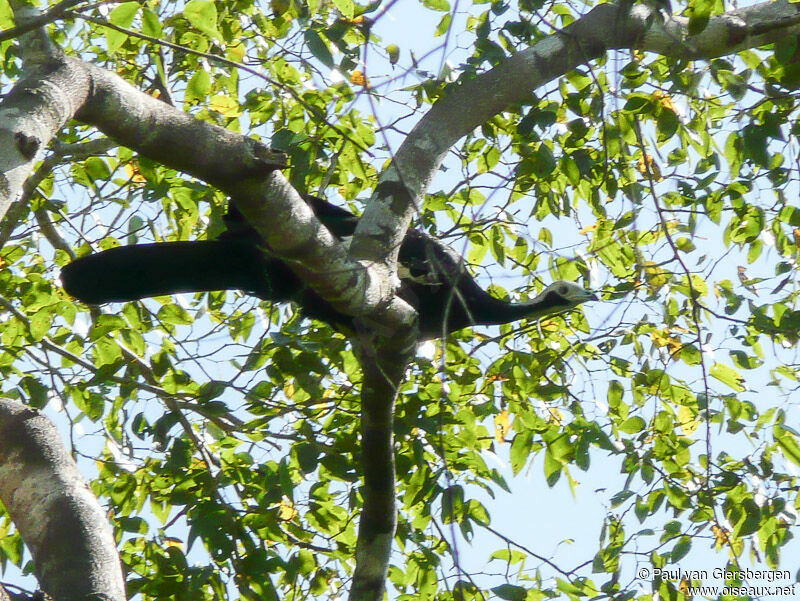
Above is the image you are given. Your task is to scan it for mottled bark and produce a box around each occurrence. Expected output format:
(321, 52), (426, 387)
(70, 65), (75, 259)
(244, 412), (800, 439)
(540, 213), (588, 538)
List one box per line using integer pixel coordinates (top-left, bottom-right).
(0, 400), (125, 601)
(349, 336), (414, 601)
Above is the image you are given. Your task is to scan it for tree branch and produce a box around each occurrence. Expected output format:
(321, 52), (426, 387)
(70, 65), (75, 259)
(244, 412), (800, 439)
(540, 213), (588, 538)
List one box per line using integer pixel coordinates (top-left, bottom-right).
(349, 336), (414, 601)
(0, 399), (126, 601)
(351, 0), (800, 269)
(71, 59), (417, 332)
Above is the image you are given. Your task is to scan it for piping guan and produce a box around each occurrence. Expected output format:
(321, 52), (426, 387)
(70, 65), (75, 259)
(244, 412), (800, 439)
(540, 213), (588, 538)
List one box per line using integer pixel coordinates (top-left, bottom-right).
(61, 196), (596, 339)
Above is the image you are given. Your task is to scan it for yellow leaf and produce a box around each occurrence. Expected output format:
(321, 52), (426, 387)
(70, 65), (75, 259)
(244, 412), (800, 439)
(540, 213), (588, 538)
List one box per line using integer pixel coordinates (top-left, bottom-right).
(659, 94), (677, 113)
(494, 411), (510, 443)
(164, 537), (183, 549)
(278, 497), (298, 521)
(579, 223), (599, 235)
(125, 161), (147, 184)
(284, 381), (295, 399)
(678, 405), (698, 435)
(637, 154), (662, 181)
(227, 41), (246, 62)
(538, 319), (560, 333)
(650, 329), (682, 358)
(350, 70), (368, 87)
(712, 524), (729, 550)
(546, 407), (562, 424)
(650, 329), (667, 346)
(209, 94), (241, 117)
(643, 261), (669, 292)
(486, 374), (509, 382)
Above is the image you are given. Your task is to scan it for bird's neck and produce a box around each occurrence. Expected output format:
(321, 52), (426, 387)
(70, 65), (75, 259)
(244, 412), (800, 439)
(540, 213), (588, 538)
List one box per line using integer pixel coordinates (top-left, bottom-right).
(472, 293), (563, 325)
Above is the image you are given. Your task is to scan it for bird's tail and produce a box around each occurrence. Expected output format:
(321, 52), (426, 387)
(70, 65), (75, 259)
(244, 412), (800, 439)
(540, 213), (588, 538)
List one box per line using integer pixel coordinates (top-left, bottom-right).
(61, 240), (274, 304)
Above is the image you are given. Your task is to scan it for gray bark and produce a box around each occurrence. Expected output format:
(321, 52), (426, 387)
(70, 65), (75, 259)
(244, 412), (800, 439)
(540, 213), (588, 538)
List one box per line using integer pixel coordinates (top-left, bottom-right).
(0, 400), (125, 601)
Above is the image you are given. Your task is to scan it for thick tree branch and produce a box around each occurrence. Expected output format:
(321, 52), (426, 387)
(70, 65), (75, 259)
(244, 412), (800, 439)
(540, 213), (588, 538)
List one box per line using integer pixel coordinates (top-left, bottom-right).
(75, 60), (417, 331)
(349, 338), (413, 601)
(351, 0), (800, 269)
(73, 60), (287, 185)
(0, 54), (416, 332)
(0, 59), (86, 222)
(72, 63), (418, 330)
(0, 399), (126, 601)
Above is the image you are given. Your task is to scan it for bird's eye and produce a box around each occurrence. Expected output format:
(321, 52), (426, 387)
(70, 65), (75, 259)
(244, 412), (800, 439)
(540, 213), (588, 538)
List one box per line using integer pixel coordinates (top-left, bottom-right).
(559, 285), (568, 294)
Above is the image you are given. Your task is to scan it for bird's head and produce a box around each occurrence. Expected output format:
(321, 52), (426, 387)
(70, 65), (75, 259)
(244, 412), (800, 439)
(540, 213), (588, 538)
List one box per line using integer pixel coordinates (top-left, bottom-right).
(538, 281), (598, 310)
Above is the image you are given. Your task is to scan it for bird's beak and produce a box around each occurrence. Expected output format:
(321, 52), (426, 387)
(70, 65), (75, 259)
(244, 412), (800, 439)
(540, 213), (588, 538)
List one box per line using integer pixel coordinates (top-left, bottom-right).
(586, 291), (599, 301)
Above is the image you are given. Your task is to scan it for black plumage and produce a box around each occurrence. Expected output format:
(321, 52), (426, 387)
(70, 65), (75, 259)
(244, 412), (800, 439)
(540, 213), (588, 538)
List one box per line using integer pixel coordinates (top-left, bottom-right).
(61, 196), (596, 339)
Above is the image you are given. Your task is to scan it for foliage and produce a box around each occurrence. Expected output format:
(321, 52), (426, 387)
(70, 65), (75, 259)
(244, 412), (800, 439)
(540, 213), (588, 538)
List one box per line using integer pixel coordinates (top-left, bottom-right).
(1, 0), (799, 599)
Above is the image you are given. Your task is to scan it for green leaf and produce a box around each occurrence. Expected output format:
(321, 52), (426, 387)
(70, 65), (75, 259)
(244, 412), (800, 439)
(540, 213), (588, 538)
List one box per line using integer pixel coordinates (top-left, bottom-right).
(477, 146), (500, 174)
(0, 532), (23, 566)
(331, 0), (354, 19)
(774, 426), (800, 467)
(304, 30), (334, 68)
(141, 8), (162, 38)
(729, 350), (762, 370)
(509, 431), (533, 474)
(686, 0), (712, 35)
(29, 308), (51, 341)
(109, 2), (139, 26)
(0, 0), (14, 29)
(20, 376), (48, 408)
(157, 304), (194, 326)
(491, 584), (526, 601)
(619, 416), (645, 434)
(466, 499), (490, 526)
(467, 234), (489, 265)
(435, 13), (451, 37)
(84, 157), (111, 183)
(723, 134), (742, 180)
(106, 2), (139, 53)
(294, 443), (318, 474)
(544, 451), (562, 486)
(622, 95), (651, 113)
(710, 363), (746, 392)
(93, 337), (122, 367)
(185, 70), (211, 104)
(733, 498), (761, 537)
(184, 0), (221, 40)
(532, 144), (556, 177)
(421, 0), (450, 10)
(671, 536), (691, 561)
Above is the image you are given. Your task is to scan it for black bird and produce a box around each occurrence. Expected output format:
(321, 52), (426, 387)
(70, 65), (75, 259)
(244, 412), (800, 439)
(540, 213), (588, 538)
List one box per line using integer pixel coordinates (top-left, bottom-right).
(60, 196), (596, 339)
